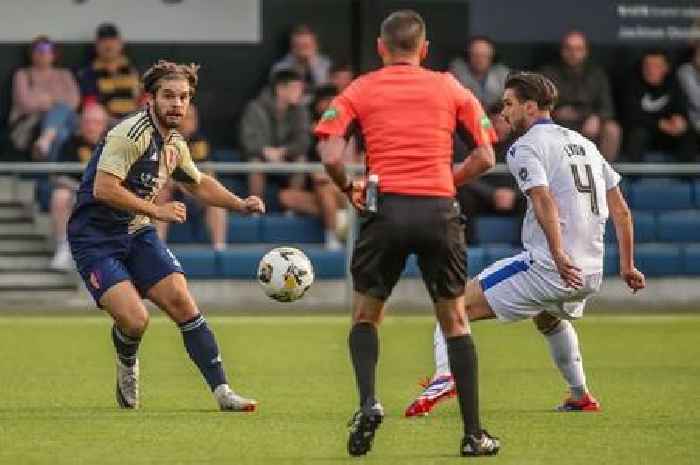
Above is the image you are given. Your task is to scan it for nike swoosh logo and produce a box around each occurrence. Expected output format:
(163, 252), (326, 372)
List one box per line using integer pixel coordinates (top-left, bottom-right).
(641, 93), (670, 112)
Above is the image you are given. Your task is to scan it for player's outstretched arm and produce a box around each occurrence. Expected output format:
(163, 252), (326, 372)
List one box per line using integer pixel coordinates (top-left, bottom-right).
(181, 174), (265, 215)
(453, 144), (495, 187)
(94, 170), (186, 223)
(528, 186), (583, 289)
(607, 186), (645, 292)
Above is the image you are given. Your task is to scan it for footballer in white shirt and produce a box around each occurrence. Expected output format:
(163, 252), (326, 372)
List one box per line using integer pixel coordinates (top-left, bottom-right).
(406, 72), (646, 417)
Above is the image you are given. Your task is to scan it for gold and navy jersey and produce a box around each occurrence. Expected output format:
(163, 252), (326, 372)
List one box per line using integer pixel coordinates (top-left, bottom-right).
(69, 109), (202, 235)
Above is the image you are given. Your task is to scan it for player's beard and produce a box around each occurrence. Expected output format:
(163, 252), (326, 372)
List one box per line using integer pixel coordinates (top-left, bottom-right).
(152, 101), (183, 129)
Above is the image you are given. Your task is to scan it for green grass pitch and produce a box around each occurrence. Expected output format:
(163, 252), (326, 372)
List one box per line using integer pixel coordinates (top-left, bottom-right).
(0, 313), (697, 465)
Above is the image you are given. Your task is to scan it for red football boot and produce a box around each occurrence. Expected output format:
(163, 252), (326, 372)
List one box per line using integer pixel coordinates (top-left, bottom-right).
(404, 374), (456, 417)
(557, 392), (601, 412)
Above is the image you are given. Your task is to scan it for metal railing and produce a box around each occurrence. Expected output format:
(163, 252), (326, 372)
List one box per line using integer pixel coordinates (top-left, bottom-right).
(1, 162), (698, 307)
(0, 161), (699, 175)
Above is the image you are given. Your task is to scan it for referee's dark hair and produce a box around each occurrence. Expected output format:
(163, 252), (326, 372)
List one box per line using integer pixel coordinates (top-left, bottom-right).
(380, 9), (426, 55)
(143, 60), (199, 96)
(505, 72), (558, 111)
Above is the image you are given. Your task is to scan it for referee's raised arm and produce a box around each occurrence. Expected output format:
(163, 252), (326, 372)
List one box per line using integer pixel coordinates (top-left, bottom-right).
(314, 9), (501, 458)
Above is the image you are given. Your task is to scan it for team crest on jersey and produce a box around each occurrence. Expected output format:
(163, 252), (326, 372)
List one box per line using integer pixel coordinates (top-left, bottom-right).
(165, 146), (179, 171)
(519, 167), (529, 182)
(89, 270), (101, 290)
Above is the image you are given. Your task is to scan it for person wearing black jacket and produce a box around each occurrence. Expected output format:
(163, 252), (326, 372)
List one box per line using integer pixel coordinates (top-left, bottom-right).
(622, 51), (696, 162)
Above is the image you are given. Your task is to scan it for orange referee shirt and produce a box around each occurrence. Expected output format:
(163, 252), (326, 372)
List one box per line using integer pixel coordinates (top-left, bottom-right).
(314, 64), (497, 197)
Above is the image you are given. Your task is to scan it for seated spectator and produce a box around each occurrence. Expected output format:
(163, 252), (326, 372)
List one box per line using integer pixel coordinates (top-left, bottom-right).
(278, 84), (359, 250)
(8, 36), (80, 160)
(677, 44), (700, 147)
(448, 36), (509, 108)
(239, 69), (311, 210)
(330, 62), (354, 92)
(622, 50), (696, 162)
(271, 24), (331, 103)
(456, 103), (521, 241)
(541, 31), (621, 160)
(76, 23), (140, 120)
(50, 103), (109, 270)
(155, 104), (228, 251)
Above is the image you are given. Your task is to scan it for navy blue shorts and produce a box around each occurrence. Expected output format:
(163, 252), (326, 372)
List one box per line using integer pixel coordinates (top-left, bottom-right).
(70, 227), (184, 306)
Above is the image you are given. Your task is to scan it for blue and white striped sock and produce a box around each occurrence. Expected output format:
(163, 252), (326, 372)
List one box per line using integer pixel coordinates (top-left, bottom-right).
(179, 314), (228, 392)
(111, 325), (141, 368)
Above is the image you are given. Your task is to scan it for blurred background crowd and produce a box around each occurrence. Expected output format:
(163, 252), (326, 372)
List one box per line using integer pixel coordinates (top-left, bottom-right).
(0, 6), (698, 272)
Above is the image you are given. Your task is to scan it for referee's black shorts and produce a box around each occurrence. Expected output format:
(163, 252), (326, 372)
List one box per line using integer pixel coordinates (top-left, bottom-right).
(351, 194), (467, 302)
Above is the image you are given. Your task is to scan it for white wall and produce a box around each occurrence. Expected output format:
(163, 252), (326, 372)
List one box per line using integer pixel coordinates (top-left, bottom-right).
(0, 0), (260, 43)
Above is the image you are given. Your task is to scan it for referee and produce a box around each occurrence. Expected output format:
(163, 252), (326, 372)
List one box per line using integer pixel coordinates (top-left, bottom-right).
(315, 10), (500, 458)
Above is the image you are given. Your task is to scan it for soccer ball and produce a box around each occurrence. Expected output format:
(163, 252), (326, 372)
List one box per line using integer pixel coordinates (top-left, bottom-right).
(257, 247), (314, 302)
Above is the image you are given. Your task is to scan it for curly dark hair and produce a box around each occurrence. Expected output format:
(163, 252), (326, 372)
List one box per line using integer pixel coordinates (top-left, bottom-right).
(142, 60), (200, 95)
(505, 72), (558, 111)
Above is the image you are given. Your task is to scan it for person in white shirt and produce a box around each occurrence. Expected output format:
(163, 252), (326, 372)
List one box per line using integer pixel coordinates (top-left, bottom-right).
(405, 72), (646, 417)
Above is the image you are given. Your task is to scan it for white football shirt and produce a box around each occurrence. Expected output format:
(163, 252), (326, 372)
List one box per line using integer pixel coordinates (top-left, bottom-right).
(506, 119), (621, 274)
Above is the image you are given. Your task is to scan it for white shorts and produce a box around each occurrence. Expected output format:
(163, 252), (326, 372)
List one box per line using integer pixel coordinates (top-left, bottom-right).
(477, 251), (602, 322)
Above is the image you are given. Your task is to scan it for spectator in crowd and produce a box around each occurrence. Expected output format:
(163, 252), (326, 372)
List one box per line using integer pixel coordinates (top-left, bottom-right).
(677, 44), (700, 145)
(271, 24), (331, 102)
(456, 102), (521, 244)
(278, 84), (357, 250)
(330, 62), (354, 92)
(50, 103), (109, 270)
(156, 104), (228, 251)
(76, 23), (140, 120)
(448, 36), (509, 108)
(622, 50), (695, 162)
(239, 69), (311, 209)
(541, 31), (621, 160)
(8, 36), (80, 160)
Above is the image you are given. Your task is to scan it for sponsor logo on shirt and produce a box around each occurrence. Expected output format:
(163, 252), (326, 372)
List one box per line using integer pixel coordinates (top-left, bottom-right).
(321, 107), (339, 121)
(641, 93), (670, 113)
(519, 167), (529, 182)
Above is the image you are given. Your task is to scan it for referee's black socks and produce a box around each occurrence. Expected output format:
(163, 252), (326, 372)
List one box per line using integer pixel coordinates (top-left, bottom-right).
(349, 322), (379, 409)
(446, 334), (481, 436)
(111, 325), (141, 367)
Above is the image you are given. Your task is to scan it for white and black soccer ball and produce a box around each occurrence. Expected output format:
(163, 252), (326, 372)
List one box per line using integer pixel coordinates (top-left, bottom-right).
(257, 247), (314, 302)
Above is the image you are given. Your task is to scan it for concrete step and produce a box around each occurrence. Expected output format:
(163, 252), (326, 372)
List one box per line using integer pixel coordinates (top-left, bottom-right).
(0, 222), (36, 235)
(0, 205), (31, 220)
(0, 238), (51, 253)
(0, 254), (52, 270)
(0, 270), (77, 288)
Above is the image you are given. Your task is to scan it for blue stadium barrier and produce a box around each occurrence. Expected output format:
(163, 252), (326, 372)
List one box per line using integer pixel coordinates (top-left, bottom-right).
(474, 216), (520, 244)
(227, 215), (262, 243)
(217, 249), (264, 279)
(305, 249), (346, 278)
(167, 221), (197, 244)
(604, 245), (619, 276)
(635, 243), (683, 277)
(629, 180), (693, 210)
(35, 178), (52, 213)
(657, 211), (700, 243)
(641, 151), (674, 163)
(468, 246), (486, 276)
(483, 244), (522, 264)
(261, 214), (324, 243)
(605, 212), (657, 243)
(210, 148), (242, 162)
(683, 244), (700, 275)
(173, 249), (218, 278)
(694, 179), (700, 208)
